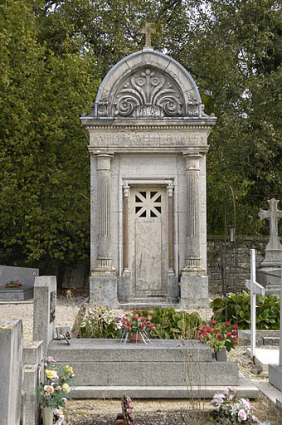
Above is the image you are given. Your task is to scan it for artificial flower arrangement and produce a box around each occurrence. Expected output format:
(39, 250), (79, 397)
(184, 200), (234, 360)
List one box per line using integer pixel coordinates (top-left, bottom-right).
(80, 305), (124, 339)
(121, 396), (140, 425)
(121, 312), (156, 338)
(5, 280), (23, 287)
(37, 356), (75, 422)
(209, 386), (259, 424)
(196, 320), (238, 352)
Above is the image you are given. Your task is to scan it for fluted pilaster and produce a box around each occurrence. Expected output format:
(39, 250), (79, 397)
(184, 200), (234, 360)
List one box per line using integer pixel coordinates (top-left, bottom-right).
(183, 150), (202, 270)
(96, 154), (113, 268)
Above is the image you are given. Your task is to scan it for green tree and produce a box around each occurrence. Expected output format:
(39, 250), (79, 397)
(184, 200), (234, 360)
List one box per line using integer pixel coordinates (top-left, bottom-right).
(0, 0), (99, 270)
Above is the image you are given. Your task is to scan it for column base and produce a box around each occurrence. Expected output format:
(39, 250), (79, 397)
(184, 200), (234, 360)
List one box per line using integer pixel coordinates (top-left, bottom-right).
(167, 271), (180, 300)
(180, 269), (209, 309)
(118, 271), (131, 303)
(89, 267), (118, 308)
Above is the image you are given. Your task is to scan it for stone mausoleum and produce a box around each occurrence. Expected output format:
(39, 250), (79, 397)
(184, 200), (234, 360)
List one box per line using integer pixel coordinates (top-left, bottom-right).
(81, 40), (216, 309)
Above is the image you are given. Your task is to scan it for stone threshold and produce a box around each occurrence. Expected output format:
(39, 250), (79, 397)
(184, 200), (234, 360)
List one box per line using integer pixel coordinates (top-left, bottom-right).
(119, 297), (179, 309)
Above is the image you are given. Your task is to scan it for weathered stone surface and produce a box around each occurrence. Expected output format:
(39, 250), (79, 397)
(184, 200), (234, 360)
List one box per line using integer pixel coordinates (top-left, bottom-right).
(0, 286), (34, 301)
(269, 364), (282, 392)
(33, 276), (56, 355)
(0, 265), (39, 287)
(48, 339), (239, 388)
(82, 48), (216, 309)
(0, 319), (23, 425)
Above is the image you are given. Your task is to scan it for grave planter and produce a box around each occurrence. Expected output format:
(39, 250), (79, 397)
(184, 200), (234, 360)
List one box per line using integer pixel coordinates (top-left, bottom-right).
(128, 332), (143, 343)
(42, 406), (53, 425)
(214, 348), (227, 361)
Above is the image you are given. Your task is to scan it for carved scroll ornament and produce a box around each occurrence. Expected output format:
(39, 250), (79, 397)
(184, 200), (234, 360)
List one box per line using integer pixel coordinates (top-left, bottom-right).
(112, 68), (185, 118)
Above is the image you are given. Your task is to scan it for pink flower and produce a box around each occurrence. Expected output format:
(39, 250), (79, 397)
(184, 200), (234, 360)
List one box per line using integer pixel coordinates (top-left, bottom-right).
(141, 323), (145, 328)
(233, 324), (238, 330)
(206, 326), (212, 333)
(211, 320), (217, 325)
(252, 415), (259, 423)
(148, 323), (155, 329)
(202, 332), (208, 337)
(227, 332), (232, 338)
(213, 328), (219, 333)
(217, 334), (223, 340)
(134, 314), (139, 321)
(238, 409), (247, 422)
(196, 330), (201, 335)
(147, 315), (152, 321)
(225, 321), (231, 326)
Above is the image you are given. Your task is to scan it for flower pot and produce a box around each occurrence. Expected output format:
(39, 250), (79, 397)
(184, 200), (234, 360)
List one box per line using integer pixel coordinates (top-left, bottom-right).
(42, 406), (54, 425)
(128, 332), (143, 343)
(215, 348), (227, 361)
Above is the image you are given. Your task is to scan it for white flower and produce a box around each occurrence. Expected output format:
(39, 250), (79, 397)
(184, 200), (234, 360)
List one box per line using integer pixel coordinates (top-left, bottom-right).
(238, 409), (247, 422)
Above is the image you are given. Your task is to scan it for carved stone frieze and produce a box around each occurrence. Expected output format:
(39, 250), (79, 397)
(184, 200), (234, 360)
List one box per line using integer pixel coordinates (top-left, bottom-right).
(89, 131), (206, 149)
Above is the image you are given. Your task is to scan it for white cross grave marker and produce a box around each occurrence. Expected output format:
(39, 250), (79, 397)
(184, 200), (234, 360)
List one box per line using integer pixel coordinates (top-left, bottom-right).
(245, 249), (265, 358)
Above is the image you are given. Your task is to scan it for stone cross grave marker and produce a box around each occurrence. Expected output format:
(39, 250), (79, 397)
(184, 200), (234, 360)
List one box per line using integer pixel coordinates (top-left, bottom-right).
(259, 198), (282, 250)
(140, 23), (156, 48)
(245, 249), (265, 358)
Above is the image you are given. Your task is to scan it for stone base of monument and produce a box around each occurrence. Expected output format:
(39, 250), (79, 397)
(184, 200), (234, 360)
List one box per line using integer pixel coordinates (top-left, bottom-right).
(256, 268), (281, 294)
(0, 286), (34, 301)
(269, 365), (282, 392)
(48, 339), (259, 399)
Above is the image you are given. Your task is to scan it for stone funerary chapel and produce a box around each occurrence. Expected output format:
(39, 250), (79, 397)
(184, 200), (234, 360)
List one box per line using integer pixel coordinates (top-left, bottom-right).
(81, 43), (216, 309)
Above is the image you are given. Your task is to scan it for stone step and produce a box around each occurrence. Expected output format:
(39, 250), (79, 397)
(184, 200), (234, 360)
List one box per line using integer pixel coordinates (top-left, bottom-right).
(48, 339), (213, 363)
(48, 339), (239, 387)
(119, 298), (179, 309)
(69, 375), (259, 399)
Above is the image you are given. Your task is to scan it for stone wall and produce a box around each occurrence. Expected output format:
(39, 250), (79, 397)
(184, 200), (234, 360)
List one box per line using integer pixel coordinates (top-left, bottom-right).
(207, 237), (264, 295)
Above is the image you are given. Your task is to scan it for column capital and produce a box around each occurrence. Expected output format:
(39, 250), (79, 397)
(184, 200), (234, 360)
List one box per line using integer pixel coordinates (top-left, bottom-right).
(183, 148), (202, 159)
(167, 185), (174, 198)
(123, 185), (130, 198)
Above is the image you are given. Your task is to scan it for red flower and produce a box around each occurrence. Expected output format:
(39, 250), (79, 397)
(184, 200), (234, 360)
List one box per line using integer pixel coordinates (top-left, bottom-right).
(206, 326), (212, 333)
(202, 332), (208, 337)
(196, 330), (201, 335)
(213, 328), (219, 333)
(227, 332), (232, 338)
(211, 320), (217, 325)
(225, 321), (231, 327)
(233, 324), (238, 330)
(217, 334), (223, 340)
(233, 337), (238, 344)
(133, 314), (139, 321)
(232, 331), (237, 336)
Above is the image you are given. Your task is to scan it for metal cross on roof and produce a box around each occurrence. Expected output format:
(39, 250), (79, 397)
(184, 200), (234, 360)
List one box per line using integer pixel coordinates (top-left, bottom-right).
(140, 23), (156, 49)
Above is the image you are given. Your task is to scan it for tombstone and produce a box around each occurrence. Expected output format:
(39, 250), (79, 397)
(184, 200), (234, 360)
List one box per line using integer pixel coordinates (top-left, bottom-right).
(0, 319), (23, 425)
(0, 265), (39, 301)
(81, 27), (216, 308)
(256, 198), (282, 293)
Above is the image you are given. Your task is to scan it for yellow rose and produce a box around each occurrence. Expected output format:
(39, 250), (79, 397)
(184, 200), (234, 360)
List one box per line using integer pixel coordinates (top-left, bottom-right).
(62, 383), (70, 393)
(64, 365), (73, 374)
(46, 370), (58, 380)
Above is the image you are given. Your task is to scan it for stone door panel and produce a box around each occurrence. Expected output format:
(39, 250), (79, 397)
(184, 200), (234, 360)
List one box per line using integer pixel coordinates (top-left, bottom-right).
(130, 187), (167, 298)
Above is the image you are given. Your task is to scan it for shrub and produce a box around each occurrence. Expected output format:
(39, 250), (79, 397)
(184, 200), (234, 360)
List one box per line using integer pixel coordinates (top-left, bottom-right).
(143, 307), (203, 339)
(76, 305), (202, 339)
(211, 291), (280, 330)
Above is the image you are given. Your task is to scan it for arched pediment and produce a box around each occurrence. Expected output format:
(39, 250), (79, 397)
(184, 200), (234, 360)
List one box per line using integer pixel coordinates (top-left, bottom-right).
(94, 50), (204, 119)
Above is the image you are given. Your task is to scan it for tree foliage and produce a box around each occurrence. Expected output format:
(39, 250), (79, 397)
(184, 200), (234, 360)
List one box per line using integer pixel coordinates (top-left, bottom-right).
(1, 0), (281, 272)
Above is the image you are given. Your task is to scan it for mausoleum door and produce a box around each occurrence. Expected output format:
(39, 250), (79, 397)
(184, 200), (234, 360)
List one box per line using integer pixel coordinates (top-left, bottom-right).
(130, 187), (168, 298)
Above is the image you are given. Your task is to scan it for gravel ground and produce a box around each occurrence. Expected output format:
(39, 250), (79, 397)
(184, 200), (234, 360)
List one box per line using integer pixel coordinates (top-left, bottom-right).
(1, 291), (282, 424)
